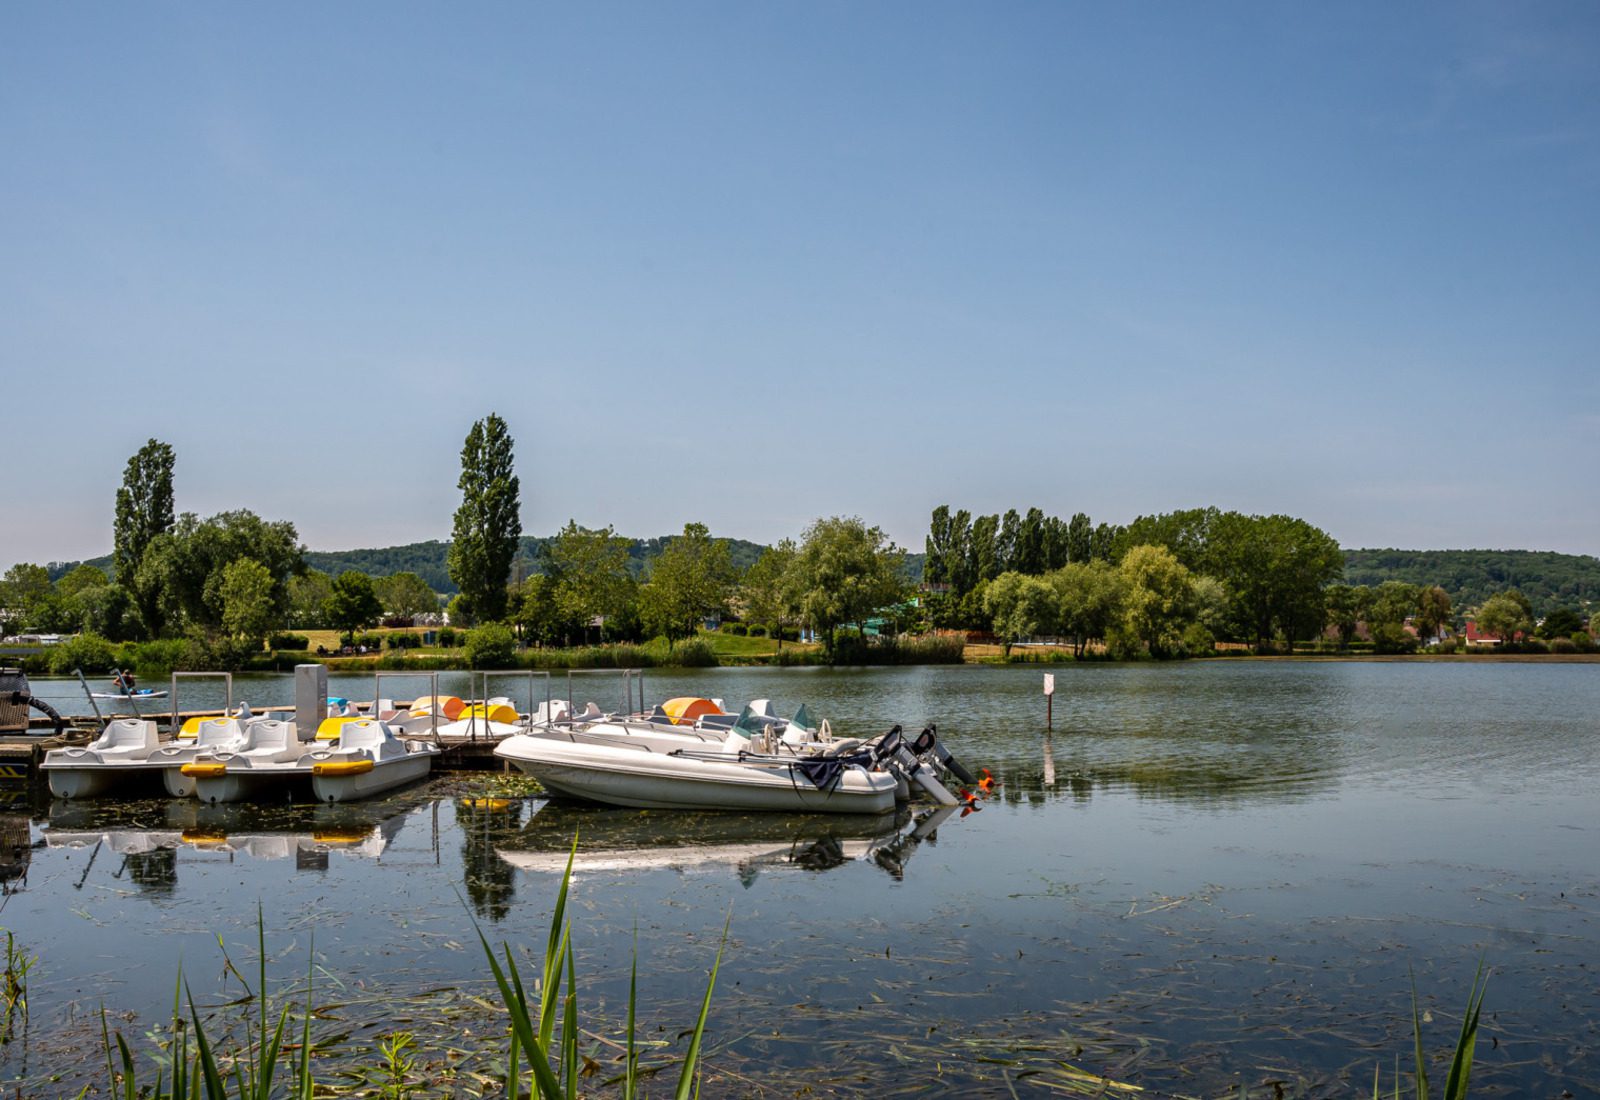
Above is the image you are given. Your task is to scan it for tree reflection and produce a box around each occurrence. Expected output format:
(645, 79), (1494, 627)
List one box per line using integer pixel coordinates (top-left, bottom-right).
(457, 797), (524, 922)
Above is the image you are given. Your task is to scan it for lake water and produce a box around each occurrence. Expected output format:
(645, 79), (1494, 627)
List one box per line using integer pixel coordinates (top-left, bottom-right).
(5, 662), (1599, 1097)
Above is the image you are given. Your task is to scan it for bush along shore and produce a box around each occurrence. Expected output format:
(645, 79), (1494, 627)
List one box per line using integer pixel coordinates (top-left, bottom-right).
(15, 626), (970, 678)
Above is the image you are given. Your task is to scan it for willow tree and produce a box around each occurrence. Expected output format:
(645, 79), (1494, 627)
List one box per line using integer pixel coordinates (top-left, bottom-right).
(447, 414), (522, 623)
(113, 438), (175, 637)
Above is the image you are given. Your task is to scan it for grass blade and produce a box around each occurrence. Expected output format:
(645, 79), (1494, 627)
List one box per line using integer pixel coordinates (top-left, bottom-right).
(672, 908), (731, 1100)
(1441, 964), (1488, 1100)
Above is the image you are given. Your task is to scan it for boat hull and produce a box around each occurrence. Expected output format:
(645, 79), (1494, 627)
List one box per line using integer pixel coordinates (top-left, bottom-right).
(311, 752), (434, 803)
(43, 762), (169, 800)
(190, 766), (312, 805)
(495, 736), (897, 815)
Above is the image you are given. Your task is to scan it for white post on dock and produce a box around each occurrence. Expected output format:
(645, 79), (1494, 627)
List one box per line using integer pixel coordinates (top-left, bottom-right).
(295, 664), (328, 742)
(1043, 672), (1055, 731)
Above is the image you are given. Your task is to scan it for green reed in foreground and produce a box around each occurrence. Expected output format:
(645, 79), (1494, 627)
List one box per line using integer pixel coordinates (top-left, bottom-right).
(1371, 965), (1488, 1100)
(96, 839), (724, 1099)
(1, 929), (34, 1045)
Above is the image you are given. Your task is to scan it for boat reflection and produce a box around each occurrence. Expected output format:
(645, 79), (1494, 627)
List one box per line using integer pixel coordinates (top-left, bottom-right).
(42, 797), (411, 866)
(496, 801), (955, 885)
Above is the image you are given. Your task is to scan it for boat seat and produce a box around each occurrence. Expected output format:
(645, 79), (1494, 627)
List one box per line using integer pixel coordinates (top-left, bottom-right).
(194, 718), (244, 747)
(95, 719), (161, 753)
(334, 719), (390, 752)
(240, 719), (295, 753)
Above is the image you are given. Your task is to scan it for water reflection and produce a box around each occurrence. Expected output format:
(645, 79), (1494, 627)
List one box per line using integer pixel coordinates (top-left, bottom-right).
(42, 795), (415, 876)
(496, 801), (954, 885)
(0, 812), (31, 895)
(457, 795), (524, 922)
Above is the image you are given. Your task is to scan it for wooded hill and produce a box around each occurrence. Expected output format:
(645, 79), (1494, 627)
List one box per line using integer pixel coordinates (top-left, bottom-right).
(1343, 549), (1600, 617)
(51, 539), (1591, 615)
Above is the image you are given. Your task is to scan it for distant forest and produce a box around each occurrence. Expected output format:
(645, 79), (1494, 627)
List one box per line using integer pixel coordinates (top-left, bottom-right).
(49, 540), (1591, 616)
(1342, 549), (1600, 617)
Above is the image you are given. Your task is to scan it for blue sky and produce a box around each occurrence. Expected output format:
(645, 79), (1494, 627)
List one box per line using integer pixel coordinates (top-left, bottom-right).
(4, 2), (1597, 570)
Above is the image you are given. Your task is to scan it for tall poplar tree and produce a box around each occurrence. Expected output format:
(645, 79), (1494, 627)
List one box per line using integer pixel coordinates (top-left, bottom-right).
(113, 438), (175, 637)
(447, 413), (522, 623)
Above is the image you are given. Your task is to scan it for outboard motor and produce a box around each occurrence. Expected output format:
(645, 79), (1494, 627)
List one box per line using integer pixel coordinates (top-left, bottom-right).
(909, 724), (976, 786)
(1, 667), (65, 737)
(875, 725), (958, 807)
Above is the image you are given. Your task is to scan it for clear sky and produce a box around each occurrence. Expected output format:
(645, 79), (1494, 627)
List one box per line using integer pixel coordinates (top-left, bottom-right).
(4, 2), (1597, 571)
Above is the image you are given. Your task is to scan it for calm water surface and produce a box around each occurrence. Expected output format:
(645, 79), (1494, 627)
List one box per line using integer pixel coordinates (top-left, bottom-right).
(6, 662), (1599, 1097)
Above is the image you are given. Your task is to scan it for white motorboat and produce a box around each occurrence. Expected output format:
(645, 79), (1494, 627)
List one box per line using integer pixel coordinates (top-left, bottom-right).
(42, 719), (170, 799)
(495, 718), (901, 814)
(182, 719), (312, 804)
(304, 719), (440, 803)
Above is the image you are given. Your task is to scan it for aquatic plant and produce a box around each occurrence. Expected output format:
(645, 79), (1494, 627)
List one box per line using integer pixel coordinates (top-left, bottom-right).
(1372, 966), (1488, 1100)
(1, 928), (34, 1044)
(93, 846), (725, 1098)
(474, 837), (727, 1098)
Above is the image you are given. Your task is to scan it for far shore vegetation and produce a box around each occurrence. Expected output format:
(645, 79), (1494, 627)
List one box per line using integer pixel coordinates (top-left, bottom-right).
(3, 430), (1595, 679)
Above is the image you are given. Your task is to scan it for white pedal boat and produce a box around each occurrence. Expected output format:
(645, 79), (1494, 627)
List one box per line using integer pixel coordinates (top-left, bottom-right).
(182, 719), (312, 804)
(494, 731), (900, 814)
(148, 717), (251, 797)
(304, 719), (439, 803)
(42, 719), (172, 799)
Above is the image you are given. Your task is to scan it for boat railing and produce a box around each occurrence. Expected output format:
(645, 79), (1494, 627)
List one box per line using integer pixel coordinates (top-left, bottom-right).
(562, 667), (646, 722)
(371, 670), (442, 742)
(169, 672), (234, 736)
(469, 669), (554, 741)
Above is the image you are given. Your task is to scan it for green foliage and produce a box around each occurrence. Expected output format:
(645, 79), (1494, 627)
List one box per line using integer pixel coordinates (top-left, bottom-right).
(113, 438), (176, 637)
(119, 637), (189, 678)
(1324, 583), (1371, 649)
(542, 522), (636, 645)
(136, 510), (305, 637)
(1373, 966), (1488, 1100)
(1050, 559), (1124, 657)
(47, 631), (118, 674)
(1370, 620), (1419, 655)
(286, 571), (333, 630)
(1181, 622), (1217, 656)
(739, 539), (799, 645)
(1571, 630), (1594, 652)
(1346, 548), (1600, 619)
(268, 632), (309, 651)
(374, 571), (439, 621)
(1537, 607), (1585, 639)
(447, 413), (522, 623)
(466, 622), (518, 668)
(1474, 590), (1534, 645)
(1, 929), (34, 1045)
(219, 558), (277, 650)
(437, 626), (460, 647)
(790, 516), (906, 655)
(386, 632), (423, 650)
(1117, 508), (1343, 646)
(983, 572), (1057, 654)
(0, 563), (56, 635)
(324, 571), (383, 643)
(639, 522), (736, 642)
(1118, 545), (1195, 658)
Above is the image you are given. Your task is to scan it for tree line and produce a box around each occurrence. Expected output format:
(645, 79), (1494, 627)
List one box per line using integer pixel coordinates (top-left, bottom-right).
(4, 429), (1593, 666)
(932, 504), (1593, 656)
(0, 420), (916, 667)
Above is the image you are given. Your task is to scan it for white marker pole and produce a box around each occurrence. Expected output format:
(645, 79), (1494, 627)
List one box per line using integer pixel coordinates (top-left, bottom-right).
(1043, 672), (1055, 730)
